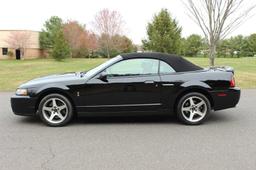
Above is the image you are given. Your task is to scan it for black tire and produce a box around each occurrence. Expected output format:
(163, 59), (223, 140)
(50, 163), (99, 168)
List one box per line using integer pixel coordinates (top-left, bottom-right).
(38, 94), (73, 127)
(177, 92), (211, 125)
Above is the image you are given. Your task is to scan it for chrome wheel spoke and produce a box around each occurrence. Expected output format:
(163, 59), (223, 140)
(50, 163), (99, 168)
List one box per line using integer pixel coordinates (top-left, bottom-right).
(189, 112), (195, 121)
(49, 113), (56, 121)
(196, 101), (204, 108)
(59, 105), (67, 111)
(182, 107), (191, 112)
(56, 113), (64, 120)
(52, 99), (57, 107)
(195, 111), (204, 117)
(189, 98), (195, 106)
(43, 106), (52, 112)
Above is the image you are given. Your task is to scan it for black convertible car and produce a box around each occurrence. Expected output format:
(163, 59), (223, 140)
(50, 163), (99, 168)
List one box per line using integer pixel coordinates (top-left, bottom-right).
(11, 52), (240, 126)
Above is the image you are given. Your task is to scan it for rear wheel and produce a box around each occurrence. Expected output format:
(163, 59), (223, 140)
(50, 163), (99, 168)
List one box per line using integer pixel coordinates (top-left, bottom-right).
(38, 94), (73, 127)
(177, 92), (210, 125)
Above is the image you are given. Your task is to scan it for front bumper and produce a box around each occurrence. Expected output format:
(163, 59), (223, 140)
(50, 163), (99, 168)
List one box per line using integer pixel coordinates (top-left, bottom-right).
(10, 95), (38, 116)
(210, 87), (241, 111)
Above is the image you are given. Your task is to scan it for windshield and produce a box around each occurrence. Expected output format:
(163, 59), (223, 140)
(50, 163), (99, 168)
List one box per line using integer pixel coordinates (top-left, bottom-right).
(85, 55), (122, 78)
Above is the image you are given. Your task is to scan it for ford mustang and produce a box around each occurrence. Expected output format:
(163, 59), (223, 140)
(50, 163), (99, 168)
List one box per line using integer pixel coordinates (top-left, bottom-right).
(11, 52), (240, 126)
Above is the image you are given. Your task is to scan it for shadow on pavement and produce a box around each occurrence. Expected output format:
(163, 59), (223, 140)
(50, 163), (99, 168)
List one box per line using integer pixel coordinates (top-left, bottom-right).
(16, 110), (236, 126)
(73, 115), (179, 125)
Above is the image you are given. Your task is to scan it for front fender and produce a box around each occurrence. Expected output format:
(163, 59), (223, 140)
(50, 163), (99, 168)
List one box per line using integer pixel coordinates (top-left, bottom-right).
(30, 83), (70, 97)
(30, 84), (76, 113)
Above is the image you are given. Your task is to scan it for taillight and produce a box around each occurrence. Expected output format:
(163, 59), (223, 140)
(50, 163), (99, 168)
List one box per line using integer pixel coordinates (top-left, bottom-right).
(230, 76), (235, 87)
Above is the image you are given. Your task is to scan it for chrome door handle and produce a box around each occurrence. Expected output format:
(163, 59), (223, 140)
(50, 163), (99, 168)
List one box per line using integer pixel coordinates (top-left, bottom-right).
(162, 83), (174, 86)
(144, 80), (155, 84)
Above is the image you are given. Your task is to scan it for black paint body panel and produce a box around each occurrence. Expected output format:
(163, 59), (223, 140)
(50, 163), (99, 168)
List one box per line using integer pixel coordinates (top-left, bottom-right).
(10, 53), (241, 117)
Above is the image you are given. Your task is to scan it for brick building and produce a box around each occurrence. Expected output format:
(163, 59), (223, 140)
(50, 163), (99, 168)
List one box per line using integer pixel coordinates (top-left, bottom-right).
(0, 30), (45, 59)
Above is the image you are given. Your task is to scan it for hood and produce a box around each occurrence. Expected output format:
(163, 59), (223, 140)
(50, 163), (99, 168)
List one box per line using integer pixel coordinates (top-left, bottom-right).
(19, 72), (88, 88)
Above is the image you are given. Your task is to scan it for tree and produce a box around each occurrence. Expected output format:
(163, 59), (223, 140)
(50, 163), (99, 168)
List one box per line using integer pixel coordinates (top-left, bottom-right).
(247, 34), (256, 57)
(5, 31), (31, 59)
(63, 20), (89, 58)
(86, 32), (98, 57)
(217, 39), (231, 57)
(40, 16), (63, 50)
(228, 35), (247, 57)
(184, 34), (203, 56)
(97, 34), (112, 57)
(113, 35), (136, 53)
(63, 21), (99, 58)
(40, 16), (72, 60)
(63, 21), (86, 50)
(142, 9), (182, 54)
(51, 30), (71, 61)
(180, 38), (187, 56)
(112, 35), (136, 55)
(183, 0), (256, 66)
(217, 35), (250, 57)
(93, 9), (124, 58)
(98, 34), (135, 57)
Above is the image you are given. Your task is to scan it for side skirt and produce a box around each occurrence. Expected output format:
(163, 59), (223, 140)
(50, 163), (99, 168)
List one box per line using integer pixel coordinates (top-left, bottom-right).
(77, 109), (172, 117)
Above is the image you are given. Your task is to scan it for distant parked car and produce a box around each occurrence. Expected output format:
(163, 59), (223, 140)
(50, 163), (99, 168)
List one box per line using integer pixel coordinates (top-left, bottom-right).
(11, 52), (240, 126)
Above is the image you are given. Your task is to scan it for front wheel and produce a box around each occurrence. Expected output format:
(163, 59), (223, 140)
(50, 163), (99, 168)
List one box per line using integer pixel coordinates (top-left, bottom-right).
(177, 92), (211, 125)
(38, 94), (74, 127)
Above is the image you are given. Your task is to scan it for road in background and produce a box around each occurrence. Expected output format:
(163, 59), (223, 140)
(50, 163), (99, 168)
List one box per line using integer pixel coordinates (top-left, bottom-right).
(0, 90), (255, 170)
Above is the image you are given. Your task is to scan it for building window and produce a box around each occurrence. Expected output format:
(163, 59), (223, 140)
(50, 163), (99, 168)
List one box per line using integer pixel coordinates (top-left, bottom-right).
(2, 48), (8, 55)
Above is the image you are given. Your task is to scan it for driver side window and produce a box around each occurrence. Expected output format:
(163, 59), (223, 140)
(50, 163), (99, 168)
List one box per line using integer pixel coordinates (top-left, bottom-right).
(106, 58), (159, 77)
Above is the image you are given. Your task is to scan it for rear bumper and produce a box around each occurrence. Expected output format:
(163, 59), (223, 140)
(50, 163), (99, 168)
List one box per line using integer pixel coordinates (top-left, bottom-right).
(10, 95), (38, 116)
(210, 87), (241, 111)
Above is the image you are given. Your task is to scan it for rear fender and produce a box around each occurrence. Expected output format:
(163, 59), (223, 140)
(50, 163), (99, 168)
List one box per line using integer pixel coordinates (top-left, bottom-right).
(172, 81), (214, 112)
(181, 81), (212, 90)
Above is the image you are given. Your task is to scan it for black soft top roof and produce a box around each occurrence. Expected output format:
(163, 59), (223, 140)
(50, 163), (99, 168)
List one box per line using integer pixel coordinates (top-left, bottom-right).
(120, 52), (202, 72)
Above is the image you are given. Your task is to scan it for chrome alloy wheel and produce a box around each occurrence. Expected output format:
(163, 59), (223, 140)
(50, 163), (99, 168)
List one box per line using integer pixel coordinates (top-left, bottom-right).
(42, 98), (68, 124)
(181, 96), (207, 123)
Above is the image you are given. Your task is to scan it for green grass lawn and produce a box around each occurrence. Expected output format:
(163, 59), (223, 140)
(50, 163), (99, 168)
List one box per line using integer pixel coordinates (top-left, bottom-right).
(0, 57), (255, 91)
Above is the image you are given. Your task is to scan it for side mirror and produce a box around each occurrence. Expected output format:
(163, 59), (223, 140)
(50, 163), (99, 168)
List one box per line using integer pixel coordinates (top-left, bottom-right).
(98, 72), (108, 82)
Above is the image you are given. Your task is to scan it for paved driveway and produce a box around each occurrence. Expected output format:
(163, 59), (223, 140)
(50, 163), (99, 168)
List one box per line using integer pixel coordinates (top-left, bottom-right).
(0, 90), (255, 170)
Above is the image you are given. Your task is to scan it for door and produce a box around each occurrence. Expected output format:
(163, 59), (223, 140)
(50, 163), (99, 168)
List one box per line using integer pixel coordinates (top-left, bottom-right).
(78, 58), (163, 112)
(15, 49), (21, 60)
(158, 60), (178, 110)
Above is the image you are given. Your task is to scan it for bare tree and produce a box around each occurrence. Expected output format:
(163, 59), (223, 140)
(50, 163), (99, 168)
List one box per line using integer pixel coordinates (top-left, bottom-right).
(183, 0), (255, 66)
(5, 31), (32, 59)
(86, 32), (98, 56)
(93, 9), (124, 58)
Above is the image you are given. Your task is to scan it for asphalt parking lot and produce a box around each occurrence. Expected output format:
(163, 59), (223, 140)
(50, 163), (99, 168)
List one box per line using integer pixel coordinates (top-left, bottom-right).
(0, 90), (255, 170)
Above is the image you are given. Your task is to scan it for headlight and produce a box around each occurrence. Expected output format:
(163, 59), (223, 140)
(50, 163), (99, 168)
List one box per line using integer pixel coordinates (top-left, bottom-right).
(16, 89), (28, 96)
